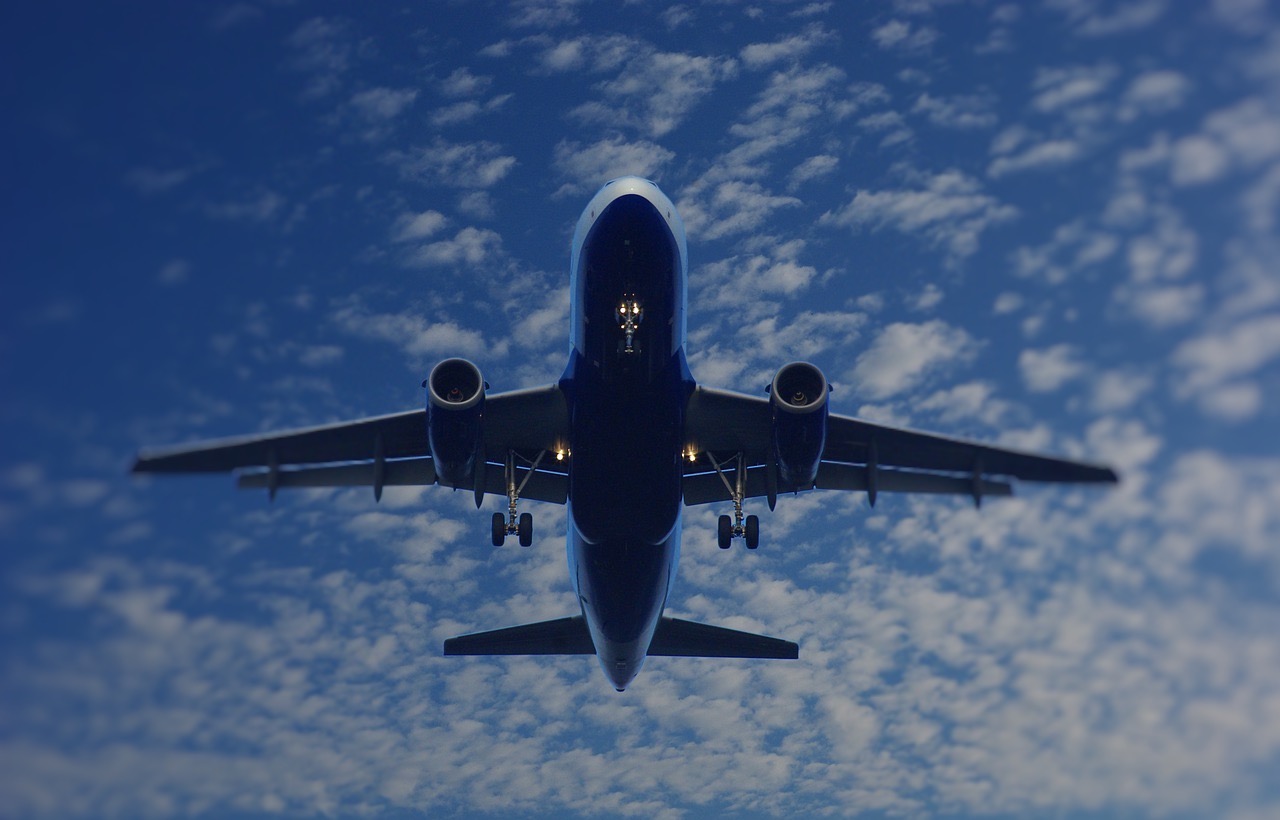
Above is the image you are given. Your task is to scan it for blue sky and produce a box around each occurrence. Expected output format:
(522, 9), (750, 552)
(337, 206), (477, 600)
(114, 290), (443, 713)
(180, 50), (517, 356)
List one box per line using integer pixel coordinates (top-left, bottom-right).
(4, 0), (1280, 817)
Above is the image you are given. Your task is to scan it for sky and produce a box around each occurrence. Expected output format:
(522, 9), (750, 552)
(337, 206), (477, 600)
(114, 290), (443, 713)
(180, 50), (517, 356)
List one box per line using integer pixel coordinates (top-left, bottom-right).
(3, 0), (1280, 817)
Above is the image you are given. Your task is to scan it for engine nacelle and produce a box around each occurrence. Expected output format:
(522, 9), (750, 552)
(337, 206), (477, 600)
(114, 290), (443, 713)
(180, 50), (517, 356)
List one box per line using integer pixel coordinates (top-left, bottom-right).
(770, 361), (829, 489)
(425, 358), (486, 488)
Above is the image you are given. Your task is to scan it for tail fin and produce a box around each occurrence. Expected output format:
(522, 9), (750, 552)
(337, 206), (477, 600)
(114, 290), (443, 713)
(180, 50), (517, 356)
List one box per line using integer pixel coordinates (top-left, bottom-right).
(442, 615), (798, 659)
(649, 617), (798, 659)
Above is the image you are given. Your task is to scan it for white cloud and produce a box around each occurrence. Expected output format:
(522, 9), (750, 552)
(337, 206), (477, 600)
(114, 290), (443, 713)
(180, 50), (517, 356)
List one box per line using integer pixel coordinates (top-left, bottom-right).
(851, 320), (980, 399)
(391, 210), (448, 242)
(1119, 69), (1190, 120)
(552, 136), (676, 196)
(439, 67), (492, 97)
(286, 17), (351, 99)
(1019, 344), (1087, 392)
(349, 87), (417, 121)
(913, 92), (998, 129)
(1172, 314), (1280, 396)
(872, 19), (938, 52)
(570, 48), (738, 138)
(1048, 0), (1169, 36)
(1031, 63), (1117, 113)
(740, 25), (834, 69)
(988, 139), (1082, 178)
(822, 170), (1018, 265)
(332, 301), (502, 361)
(679, 181), (801, 241)
(404, 227), (504, 268)
(787, 154), (839, 189)
(390, 140), (517, 189)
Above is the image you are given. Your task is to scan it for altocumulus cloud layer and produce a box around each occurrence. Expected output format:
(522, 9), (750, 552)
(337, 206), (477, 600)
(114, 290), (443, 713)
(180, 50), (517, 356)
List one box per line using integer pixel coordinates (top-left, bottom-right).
(4, 1), (1280, 817)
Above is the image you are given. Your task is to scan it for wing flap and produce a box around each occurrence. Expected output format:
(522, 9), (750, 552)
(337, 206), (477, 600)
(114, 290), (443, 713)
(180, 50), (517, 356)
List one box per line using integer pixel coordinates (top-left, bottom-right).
(683, 462), (1012, 505)
(815, 461), (1013, 497)
(238, 457), (437, 490)
(443, 616), (595, 655)
(648, 617), (798, 659)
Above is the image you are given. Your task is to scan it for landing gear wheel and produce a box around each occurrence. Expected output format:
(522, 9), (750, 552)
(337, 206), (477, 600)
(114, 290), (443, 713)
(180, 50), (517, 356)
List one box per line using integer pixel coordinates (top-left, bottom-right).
(745, 515), (759, 549)
(518, 512), (533, 547)
(717, 515), (732, 549)
(491, 512), (506, 547)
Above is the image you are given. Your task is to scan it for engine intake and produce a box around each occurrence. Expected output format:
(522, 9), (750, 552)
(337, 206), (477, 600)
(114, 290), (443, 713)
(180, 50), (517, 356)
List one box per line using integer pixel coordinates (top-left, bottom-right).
(770, 362), (829, 489)
(425, 358), (486, 488)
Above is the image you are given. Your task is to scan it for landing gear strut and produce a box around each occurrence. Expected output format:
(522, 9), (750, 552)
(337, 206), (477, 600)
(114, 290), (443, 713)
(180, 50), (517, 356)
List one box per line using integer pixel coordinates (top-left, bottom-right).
(706, 451), (760, 549)
(491, 449), (544, 547)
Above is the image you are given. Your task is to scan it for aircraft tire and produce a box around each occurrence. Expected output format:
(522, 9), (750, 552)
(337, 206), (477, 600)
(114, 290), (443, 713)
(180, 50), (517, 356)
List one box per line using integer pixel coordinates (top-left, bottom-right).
(745, 515), (759, 549)
(518, 512), (533, 547)
(491, 512), (506, 547)
(717, 515), (732, 549)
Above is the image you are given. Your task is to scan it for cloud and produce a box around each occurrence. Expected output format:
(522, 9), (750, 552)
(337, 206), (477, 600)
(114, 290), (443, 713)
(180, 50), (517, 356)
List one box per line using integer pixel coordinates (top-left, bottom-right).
(403, 227), (504, 268)
(1031, 63), (1118, 113)
(389, 139), (518, 189)
(429, 94), (513, 127)
(871, 19), (938, 52)
(287, 17), (352, 99)
(1171, 315), (1280, 419)
(203, 189), (286, 224)
(391, 210), (448, 243)
(331, 300), (502, 361)
(851, 320), (980, 399)
(439, 67), (493, 98)
(1019, 344), (1087, 392)
(1047, 0), (1169, 36)
(739, 25), (835, 69)
(1119, 69), (1190, 120)
(571, 49), (738, 137)
(912, 92), (998, 129)
(988, 138), (1082, 178)
(822, 170), (1018, 265)
(552, 136), (676, 196)
(787, 154), (839, 189)
(349, 87), (417, 120)
(125, 165), (201, 195)
(679, 180), (801, 241)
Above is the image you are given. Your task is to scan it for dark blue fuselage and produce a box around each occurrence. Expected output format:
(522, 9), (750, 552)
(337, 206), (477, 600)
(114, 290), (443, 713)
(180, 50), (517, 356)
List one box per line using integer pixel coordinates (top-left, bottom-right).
(559, 179), (692, 690)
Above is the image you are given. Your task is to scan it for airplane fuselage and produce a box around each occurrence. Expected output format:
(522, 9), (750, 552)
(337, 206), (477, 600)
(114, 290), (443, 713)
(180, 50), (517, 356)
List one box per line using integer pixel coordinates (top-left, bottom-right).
(561, 178), (692, 690)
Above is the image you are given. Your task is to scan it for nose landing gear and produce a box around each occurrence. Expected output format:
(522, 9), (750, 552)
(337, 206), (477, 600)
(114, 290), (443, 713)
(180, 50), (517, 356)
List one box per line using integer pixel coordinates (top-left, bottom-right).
(705, 451), (760, 549)
(616, 296), (643, 355)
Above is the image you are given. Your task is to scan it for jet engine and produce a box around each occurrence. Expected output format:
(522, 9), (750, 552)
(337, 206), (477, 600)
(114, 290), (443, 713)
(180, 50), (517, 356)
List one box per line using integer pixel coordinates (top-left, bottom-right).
(425, 358), (486, 488)
(769, 361), (829, 489)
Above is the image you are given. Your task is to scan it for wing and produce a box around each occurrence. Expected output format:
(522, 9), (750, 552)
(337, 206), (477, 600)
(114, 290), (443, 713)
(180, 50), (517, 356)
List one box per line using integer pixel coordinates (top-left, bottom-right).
(133, 384), (570, 504)
(682, 386), (1117, 506)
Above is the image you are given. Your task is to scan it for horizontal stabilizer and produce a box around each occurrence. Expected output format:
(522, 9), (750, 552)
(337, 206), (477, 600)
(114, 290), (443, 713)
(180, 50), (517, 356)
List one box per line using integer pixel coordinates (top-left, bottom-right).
(443, 616), (595, 655)
(648, 617), (798, 659)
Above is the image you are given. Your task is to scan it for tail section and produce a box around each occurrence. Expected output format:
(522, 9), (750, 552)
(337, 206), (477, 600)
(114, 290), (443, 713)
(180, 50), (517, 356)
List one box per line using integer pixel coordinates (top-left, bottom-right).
(443, 615), (797, 660)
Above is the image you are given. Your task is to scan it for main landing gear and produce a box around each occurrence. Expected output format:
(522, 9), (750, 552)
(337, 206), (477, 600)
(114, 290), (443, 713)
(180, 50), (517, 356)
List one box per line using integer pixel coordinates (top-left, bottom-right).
(705, 451), (760, 550)
(491, 449), (545, 547)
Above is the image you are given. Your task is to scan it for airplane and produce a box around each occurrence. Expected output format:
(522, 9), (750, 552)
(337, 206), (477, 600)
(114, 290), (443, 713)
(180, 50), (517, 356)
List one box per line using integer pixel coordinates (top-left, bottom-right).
(133, 176), (1119, 691)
